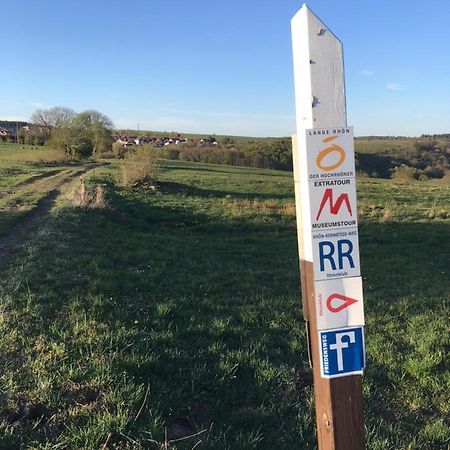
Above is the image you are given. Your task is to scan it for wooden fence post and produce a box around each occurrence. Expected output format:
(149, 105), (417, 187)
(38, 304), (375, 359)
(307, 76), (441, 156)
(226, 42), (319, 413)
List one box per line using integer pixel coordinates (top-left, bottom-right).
(291, 5), (365, 449)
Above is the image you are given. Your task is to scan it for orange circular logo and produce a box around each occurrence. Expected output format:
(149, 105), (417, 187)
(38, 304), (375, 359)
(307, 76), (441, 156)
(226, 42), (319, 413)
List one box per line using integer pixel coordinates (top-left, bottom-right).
(316, 136), (346, 172)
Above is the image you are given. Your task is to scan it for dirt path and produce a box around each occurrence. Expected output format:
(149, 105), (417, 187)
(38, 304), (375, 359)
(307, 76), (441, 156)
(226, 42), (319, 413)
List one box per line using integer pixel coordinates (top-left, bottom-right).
(0, 169), (70, 200)
(0, 163), (103, 266)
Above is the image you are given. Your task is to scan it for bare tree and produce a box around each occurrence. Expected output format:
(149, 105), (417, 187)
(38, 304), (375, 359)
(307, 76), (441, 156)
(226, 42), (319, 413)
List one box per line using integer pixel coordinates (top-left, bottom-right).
(30, 106), (76, 139)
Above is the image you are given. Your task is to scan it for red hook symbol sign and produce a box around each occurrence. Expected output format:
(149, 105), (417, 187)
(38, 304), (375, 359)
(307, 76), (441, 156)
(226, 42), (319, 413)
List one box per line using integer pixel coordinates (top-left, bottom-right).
(326, 294), (358, 313)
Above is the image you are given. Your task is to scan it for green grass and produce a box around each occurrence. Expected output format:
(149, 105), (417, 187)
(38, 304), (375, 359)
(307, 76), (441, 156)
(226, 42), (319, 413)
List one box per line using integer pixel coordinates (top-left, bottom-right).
(357, 177), (450, 221)
(0, 143), (64, 189)
(355, 139), (411, 155)
(0, 143), (94, 238)
(0, 155), (448, 449)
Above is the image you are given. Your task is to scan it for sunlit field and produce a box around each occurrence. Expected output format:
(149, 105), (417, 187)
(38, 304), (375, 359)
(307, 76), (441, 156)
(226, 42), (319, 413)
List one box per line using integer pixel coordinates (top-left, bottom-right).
(0, 145), (448, 449)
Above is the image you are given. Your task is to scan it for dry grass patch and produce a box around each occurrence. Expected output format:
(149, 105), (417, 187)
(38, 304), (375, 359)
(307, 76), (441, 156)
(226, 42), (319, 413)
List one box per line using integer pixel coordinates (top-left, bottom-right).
(70, 179), (107, 209)
(227, 199), (295, 218)
(427, 202), (448, 219)
(281, 203), (296, 216)
(357, 202), (382, 220)
(120, 148), (158, 188)
(380, 202), (396, 222)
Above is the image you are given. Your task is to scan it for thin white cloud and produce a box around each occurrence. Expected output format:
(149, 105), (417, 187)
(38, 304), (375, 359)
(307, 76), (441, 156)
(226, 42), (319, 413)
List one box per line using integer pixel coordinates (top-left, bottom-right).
(115, 116), (200, 132)
(386, 83), (403, 91)
(0, 115), (29, 122)
(157, 106), (292, 121)
(114, 114), (294, 137)
(30, 102), (46, 108)
(361, 69), (374, 77)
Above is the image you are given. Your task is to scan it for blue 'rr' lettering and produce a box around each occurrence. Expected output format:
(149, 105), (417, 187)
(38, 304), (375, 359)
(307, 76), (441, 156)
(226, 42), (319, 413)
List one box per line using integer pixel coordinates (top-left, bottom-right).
(337, 239), (355, 269)
(319, 241), (336, 271)
(319, 239), (355, 271)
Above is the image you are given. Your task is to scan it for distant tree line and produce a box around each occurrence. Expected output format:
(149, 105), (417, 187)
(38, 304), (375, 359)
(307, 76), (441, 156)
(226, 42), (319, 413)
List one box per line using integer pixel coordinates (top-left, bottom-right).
(0, 121), (27, 143)
(0, 120), (28, 133)
(356, 137), (450, 180)
(355, 136), (412, 140)
(117, 134), (450, 178)
(7, 109), (450, 178)
(421, 133), (450, 139)
(118, 137), (293, 171)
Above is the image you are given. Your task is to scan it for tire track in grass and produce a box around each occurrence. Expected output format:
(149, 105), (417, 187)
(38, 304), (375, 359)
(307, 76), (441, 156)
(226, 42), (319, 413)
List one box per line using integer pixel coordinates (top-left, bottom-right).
(0, 163), (104, 266)
(0, 168), (73, 200)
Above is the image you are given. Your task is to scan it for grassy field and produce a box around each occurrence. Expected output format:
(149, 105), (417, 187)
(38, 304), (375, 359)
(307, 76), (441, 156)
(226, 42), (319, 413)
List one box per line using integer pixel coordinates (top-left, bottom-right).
(0, 145), (448, 449)
(355, 138), (411, 155)
(0, 144), (67, 193)
(0, 144), (102, 238)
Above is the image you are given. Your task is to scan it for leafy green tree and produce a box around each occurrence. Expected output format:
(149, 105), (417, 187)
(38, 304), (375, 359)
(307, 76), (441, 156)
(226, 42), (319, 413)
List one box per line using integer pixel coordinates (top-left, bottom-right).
(76, 110), (114, 154)
(221, 136), (234, 145)
(47, 120), (93, 159)
(45, 109), (114, 159)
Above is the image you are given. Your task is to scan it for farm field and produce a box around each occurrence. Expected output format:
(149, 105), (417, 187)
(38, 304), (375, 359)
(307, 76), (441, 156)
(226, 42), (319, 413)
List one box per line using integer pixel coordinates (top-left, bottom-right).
(0, 144), (449, 449)
(0, 144), (104, 240)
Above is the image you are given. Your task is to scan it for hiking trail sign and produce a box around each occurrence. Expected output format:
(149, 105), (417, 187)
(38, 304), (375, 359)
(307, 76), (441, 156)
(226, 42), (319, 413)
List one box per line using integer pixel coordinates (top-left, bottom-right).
(291, 4), (365, 449)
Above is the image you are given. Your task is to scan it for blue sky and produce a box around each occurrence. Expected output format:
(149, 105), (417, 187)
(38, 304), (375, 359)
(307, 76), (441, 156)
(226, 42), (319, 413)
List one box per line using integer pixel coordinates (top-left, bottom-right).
(1, 0), (449, 137)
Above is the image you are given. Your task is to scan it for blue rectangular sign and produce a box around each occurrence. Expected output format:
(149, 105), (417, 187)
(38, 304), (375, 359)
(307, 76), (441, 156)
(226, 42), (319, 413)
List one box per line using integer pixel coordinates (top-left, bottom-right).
(319, 326), (365, 378)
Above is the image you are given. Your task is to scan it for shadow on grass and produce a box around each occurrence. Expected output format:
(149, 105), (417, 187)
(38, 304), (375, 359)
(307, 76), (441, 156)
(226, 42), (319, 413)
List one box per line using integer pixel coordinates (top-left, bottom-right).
(160, 162), (292, 178)
(0, 167), (24, 176)
(359, 220), (450, 307)
(1, 182), (449, 449)
(359, 220), (450, 450)
(356, 153), (410, 178)
(0, 209), (28, 239)
(155, 180), (292, 200)
(0, 183), (313, 448)
(29, 160), (88, 169)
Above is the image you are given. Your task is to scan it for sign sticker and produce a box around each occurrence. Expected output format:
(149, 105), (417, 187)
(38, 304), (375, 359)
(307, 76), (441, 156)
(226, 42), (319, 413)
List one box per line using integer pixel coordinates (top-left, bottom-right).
(312, 228), (361, 281)
(310, 179), (358, 231)
(319, 326), (365, 378)
(314, 277), (364, 330)
(306, 127), (355, 180)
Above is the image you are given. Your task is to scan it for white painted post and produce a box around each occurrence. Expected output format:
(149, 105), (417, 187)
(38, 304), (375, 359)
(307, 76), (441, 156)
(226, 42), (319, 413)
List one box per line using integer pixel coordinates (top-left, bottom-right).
(291, 5), (365, 449)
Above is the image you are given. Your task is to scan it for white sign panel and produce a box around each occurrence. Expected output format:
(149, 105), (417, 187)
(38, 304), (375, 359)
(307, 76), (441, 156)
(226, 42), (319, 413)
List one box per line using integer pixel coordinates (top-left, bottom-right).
(306, 127), (355, 180)
(312, 228), (360, 280)
(314, 277), (364, 330)
(309, 178), (358, 231)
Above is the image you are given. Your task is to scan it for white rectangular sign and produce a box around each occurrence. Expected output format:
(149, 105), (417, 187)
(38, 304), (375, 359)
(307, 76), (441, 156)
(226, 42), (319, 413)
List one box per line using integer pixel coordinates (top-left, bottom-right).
(314, 277), (364, 330)
(306, 127), (355, 180)
(312, 228), (360, 281)
(309, 177), (358, 231)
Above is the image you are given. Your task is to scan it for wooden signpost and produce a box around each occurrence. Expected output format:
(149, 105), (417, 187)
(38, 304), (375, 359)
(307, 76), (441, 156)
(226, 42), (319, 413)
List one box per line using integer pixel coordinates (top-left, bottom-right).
(291, 5), (365, 449)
